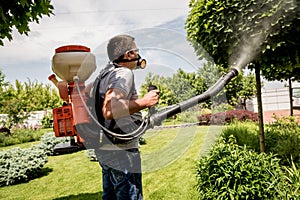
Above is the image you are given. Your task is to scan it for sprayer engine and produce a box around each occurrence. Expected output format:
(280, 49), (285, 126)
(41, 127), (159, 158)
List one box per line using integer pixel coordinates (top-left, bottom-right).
(49, 45), (96, 153)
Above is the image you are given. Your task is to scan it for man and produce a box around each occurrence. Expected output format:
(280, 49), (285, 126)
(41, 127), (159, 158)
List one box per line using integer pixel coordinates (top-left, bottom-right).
(95, 34), (159, 200)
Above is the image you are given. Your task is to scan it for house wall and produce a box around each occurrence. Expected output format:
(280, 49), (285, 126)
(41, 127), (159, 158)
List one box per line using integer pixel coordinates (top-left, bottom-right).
(246, 88), (293, 112)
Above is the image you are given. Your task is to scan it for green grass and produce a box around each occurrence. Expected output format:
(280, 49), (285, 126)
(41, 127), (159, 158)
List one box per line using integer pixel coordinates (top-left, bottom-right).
(0, 126), (210, 200)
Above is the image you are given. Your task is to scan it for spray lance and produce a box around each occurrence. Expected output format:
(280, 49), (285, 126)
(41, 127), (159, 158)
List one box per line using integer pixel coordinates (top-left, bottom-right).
(148, 68), (239, 127)
(49, 45), (240, 150)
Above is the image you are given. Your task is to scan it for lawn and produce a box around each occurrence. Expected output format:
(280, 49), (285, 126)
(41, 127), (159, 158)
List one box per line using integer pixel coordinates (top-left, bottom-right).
(0, 126), (214, 200)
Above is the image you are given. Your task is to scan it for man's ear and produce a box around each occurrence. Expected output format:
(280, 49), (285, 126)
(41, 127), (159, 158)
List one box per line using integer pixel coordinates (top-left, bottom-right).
(123, 51), (130, 59)
(124, 51), (134, 60)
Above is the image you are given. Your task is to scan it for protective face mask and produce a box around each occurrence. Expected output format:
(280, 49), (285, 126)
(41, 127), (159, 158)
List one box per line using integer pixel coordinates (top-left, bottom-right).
(114, 54), (146, 69)
(135, 54), (146, 69)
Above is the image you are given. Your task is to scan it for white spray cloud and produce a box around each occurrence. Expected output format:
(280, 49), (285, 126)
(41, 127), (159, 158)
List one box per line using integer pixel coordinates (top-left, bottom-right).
(230, 0), (297, 71)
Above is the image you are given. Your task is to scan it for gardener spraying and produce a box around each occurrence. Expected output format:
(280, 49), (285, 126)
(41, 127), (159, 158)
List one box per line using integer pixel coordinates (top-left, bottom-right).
(93, 34), (159, 200)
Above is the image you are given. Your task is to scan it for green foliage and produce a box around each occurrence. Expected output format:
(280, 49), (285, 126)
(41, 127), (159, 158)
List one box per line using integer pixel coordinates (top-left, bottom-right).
(0, 127), (206, 199)
(0, 0), (54, 45)
(222, 122), (300, 198)
(186, 0), (300, 81)
(0, 70), (9, 109)
(37, 132), (69, 156)
(171, 69), (206, 102)
(199, 62), (257, 107)
(264, 116), (300, 165)
(2, 80), (62, 112)
(221, 118), (300, 165)
(0, 131), (70, 187)
(140, 70), (207, 107)
(196, 136), (285, 199)
(0, 128), (45, 147)
(211, 103), (235, 113)
(0, 75), (63, 127)
(0, 146), (47, 186)
(225, 71), (257, 107)
(140, 72), (178, 106)
(198, 110), (258, 126)
(221, 121), (260, 152)
(283, 161), (300, 199)
(176, 107), (200, 123)
(41, 112), (53, 128)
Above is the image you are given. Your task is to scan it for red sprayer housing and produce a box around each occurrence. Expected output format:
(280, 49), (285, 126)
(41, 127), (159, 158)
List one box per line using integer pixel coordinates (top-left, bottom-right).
(49, 45), (96, 150)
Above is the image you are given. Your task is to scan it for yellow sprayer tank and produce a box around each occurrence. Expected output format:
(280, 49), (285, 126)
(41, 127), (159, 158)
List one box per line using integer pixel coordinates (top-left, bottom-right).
(52, 45), (96, 82)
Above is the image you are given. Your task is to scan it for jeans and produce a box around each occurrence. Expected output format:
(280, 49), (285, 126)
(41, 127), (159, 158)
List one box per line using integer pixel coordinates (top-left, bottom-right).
(96, 149), (143, 200)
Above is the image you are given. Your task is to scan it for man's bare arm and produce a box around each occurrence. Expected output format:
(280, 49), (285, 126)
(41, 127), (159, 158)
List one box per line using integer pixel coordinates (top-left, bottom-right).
(102, 88), (159, 120)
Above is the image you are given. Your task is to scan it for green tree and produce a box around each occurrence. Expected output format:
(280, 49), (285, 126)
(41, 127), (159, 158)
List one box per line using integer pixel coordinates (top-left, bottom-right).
(225, 71), (257, 109)
(140, 69), (207, 107)
(0, 70), (10, 108)
(197, 62), (257, 109)
(17, 79), (62, 111)
(186, 0), (300, 152)
(1, 81), (30, 128)
(140, 73), (177, 107)
(0, 77), (62, 128)
(0, 0), (54, 45)
(168, 69), (206, 102)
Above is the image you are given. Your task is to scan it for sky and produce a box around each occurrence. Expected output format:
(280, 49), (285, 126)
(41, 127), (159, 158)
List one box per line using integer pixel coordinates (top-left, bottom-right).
(0, 0), (289, 90)
(0, 0), (205, 89)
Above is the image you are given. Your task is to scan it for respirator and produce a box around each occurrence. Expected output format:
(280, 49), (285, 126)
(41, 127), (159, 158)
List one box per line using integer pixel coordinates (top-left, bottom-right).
(114, 54), (147, 69)
(135, 54), (147, 69)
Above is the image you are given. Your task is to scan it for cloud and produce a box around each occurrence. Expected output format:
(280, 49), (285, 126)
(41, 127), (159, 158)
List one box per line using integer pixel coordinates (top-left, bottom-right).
(0, 0), (191, 84)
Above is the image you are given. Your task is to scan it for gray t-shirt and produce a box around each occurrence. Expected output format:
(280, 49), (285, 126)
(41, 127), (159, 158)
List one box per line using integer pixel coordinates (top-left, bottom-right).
(98, 63), (142, 149)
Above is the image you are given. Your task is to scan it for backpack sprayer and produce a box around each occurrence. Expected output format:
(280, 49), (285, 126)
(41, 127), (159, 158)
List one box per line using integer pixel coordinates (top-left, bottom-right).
(48, 45), (96, 152)
(48, 45), (239, 153)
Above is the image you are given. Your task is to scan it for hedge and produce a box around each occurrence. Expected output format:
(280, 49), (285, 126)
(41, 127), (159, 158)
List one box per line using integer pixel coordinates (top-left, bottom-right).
(197, 109), (258, 125)
(0, 146), (47, 186)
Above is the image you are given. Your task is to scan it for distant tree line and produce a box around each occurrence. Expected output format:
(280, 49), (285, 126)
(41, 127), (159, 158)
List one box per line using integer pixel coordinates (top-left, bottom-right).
(0, 70), (62, 128)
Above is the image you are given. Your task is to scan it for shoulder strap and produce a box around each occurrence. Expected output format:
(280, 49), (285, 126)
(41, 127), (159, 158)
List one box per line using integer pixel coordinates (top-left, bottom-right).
(91, 65), (116, 125)
(93, 75), (104, 124)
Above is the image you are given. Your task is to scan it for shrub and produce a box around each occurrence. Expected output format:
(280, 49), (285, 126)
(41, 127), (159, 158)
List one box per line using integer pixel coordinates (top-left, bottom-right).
(197, 109), (258, 125)
(37, 132), (69, 156)
(171, 106), (204, 124)
(196, 136), (285, 199)
(211, 103), (235, 113)
(0, 128), (46, 147)
(86, 149), (98, 161)
(176, 109), (199, 123)
(283, 161), (300, 199)
(221, 121), (260, 152)
(264, 116), (300, 165)
(0, 146), (48, 186)
(221, 117), (300, 165)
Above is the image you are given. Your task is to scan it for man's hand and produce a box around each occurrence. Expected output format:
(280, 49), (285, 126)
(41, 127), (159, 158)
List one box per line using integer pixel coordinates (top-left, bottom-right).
(141, 89), (159, 107)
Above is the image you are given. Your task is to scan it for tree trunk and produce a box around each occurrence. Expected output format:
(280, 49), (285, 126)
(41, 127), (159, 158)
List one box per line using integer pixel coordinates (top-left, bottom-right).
(242, 98), (247, 110)
(289, 78), (293, 116)
(255, 64), (265, 153)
